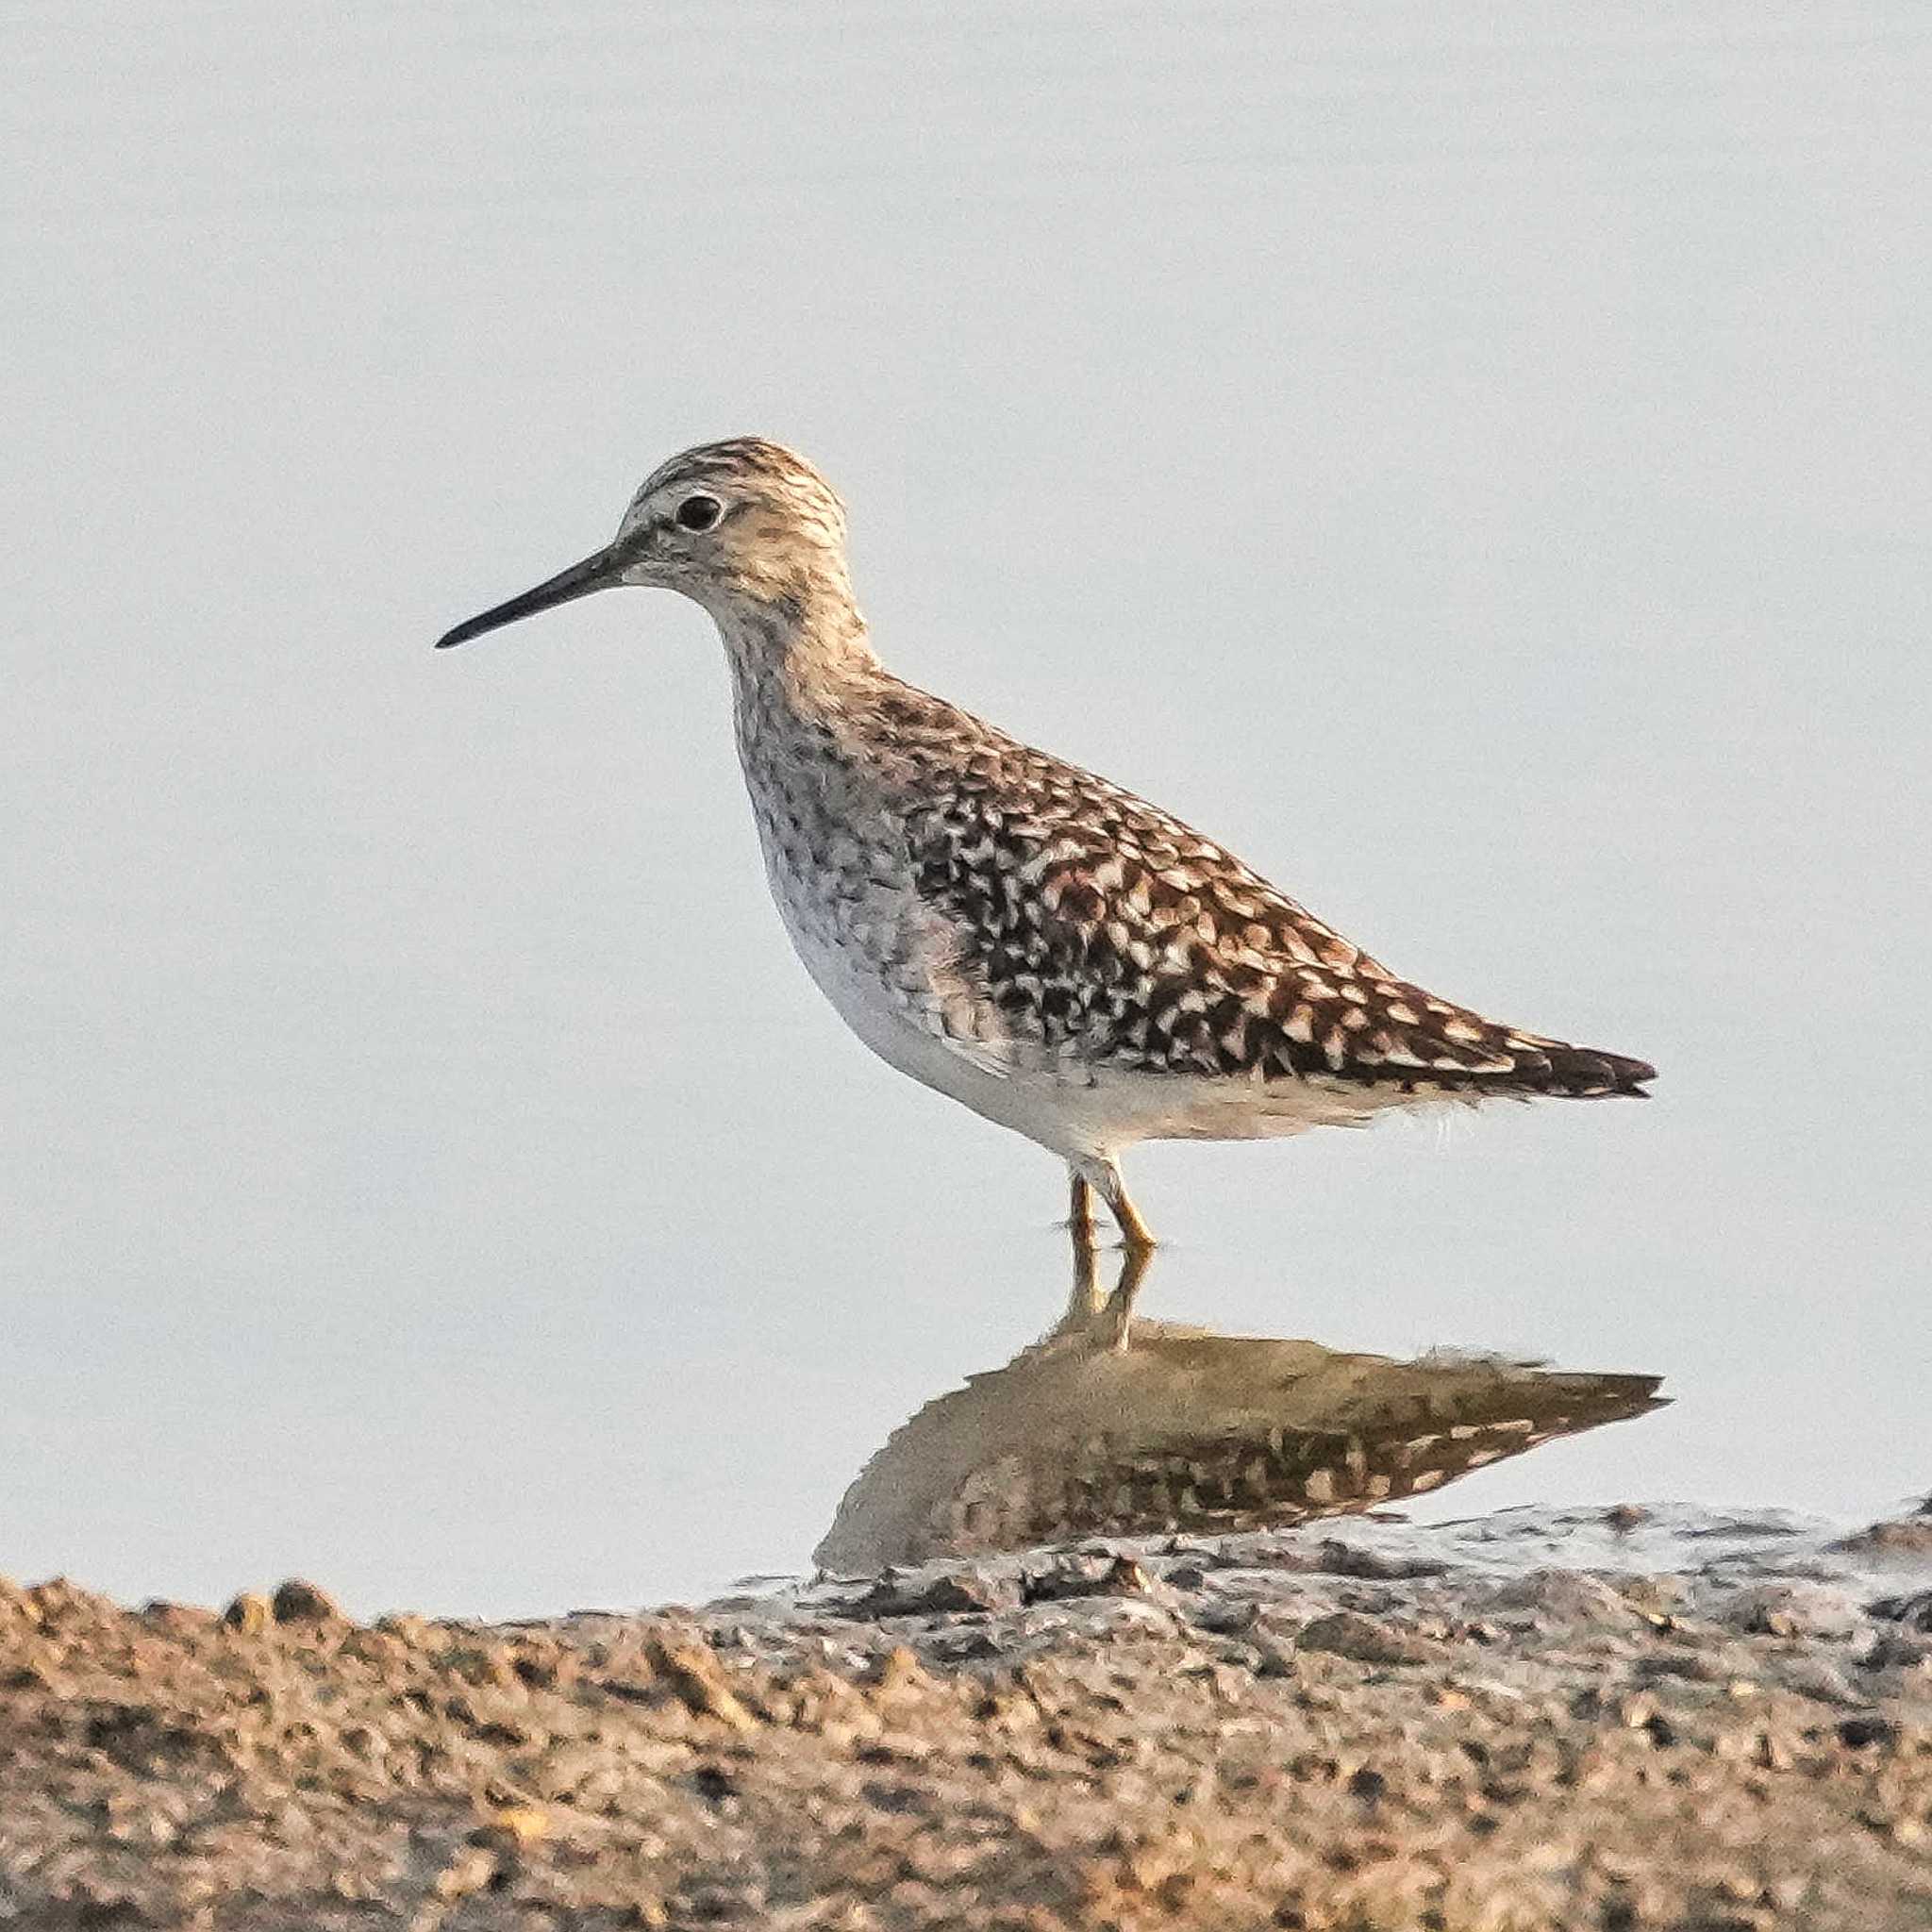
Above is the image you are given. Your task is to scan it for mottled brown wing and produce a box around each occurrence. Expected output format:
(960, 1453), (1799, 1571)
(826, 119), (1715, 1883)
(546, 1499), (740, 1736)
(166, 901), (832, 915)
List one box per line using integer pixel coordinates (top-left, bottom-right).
(905, 731), (1653, 1098)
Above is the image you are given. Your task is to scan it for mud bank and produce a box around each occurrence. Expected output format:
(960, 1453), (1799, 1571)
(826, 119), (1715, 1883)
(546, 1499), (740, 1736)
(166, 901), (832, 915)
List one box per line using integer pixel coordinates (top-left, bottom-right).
(4, 1503), (1931, 1930)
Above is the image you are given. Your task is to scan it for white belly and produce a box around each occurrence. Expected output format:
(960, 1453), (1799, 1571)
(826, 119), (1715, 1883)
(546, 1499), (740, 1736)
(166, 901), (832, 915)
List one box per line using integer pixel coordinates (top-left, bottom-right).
(770, 874), (1417, 1162)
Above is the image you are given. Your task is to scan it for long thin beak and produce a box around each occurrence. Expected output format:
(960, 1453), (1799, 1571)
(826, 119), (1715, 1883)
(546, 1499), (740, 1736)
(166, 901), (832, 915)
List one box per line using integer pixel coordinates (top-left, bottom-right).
(433, 544), (622, 650)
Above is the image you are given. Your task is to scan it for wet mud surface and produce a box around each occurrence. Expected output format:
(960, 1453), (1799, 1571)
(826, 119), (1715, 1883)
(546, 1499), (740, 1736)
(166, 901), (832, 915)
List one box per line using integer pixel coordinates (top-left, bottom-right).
(5, 1502), (1931, 1930)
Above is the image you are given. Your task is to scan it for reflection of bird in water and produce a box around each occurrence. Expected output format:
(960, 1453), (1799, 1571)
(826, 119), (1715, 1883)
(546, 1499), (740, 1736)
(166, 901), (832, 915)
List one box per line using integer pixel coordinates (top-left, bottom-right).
(435, 439), (1654, 1255)
(816, 1248), (1664, 1573)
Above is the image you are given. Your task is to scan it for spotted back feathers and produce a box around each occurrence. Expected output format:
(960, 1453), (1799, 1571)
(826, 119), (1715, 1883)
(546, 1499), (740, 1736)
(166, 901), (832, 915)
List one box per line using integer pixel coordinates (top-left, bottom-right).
(865, 681), (1655, 1099)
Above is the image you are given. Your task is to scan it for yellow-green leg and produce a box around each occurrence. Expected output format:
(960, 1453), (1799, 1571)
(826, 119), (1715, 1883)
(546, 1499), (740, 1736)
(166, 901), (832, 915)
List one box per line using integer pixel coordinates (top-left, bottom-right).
(1067, 1167), (1099, 1251)
(1069, 1154), (1157, 1257)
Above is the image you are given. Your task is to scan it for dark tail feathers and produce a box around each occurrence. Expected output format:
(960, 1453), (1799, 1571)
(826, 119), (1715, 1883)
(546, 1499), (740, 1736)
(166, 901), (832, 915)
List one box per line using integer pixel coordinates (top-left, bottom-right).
(1525, 1041), (1657, 1098)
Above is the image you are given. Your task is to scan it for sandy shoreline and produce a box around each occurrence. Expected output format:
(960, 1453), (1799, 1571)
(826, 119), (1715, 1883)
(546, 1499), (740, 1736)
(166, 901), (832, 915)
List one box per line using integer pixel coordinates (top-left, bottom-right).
(5, 1500), (1930, 1930)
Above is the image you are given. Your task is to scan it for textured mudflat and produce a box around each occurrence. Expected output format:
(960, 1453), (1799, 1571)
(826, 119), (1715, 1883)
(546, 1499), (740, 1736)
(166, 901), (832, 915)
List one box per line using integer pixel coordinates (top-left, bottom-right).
(5, 1506), (1931, 1931)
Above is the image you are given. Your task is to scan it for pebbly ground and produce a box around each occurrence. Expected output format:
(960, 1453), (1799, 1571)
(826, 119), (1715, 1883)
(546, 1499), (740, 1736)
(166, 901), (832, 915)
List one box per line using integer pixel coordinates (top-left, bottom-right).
(3, 1503), (1930, 1931)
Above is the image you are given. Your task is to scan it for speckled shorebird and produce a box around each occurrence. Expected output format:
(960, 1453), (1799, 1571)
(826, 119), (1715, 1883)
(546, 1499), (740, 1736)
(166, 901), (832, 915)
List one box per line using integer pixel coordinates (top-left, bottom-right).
(436, 439), (1654, 1253)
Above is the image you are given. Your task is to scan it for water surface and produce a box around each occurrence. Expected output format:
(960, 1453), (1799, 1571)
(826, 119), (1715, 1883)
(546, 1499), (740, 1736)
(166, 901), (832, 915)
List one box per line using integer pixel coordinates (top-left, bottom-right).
(4, 4), (1927, 1618)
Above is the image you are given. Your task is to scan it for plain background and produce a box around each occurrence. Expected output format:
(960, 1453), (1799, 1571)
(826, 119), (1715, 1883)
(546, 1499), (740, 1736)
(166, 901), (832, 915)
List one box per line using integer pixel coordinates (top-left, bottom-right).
(5, 3), (1927, 1617)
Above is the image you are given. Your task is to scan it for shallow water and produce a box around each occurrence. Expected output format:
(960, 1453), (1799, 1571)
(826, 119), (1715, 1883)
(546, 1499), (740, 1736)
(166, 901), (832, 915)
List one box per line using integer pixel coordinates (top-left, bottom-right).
(4, 6), (1928, 1620)
(813, 1248), (1666, 1574)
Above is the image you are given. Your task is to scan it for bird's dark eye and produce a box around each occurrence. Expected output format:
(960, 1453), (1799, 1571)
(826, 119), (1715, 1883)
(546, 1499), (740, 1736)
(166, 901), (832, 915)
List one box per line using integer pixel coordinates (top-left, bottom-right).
(675, 493), (723, 533)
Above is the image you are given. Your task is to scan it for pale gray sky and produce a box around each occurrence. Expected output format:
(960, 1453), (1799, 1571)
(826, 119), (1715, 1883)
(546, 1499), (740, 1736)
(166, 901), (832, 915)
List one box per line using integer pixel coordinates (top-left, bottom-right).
(4, 3), (1927, 1617)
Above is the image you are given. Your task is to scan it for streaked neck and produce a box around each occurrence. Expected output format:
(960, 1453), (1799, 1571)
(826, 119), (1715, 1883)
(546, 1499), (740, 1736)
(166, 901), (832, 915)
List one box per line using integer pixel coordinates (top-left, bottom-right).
(708, 575), (879, 709)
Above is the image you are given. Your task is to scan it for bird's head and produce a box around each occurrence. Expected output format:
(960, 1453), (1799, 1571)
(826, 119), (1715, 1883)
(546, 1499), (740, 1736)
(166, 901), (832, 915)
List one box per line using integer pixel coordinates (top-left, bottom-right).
(435, 438), (857, 652)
